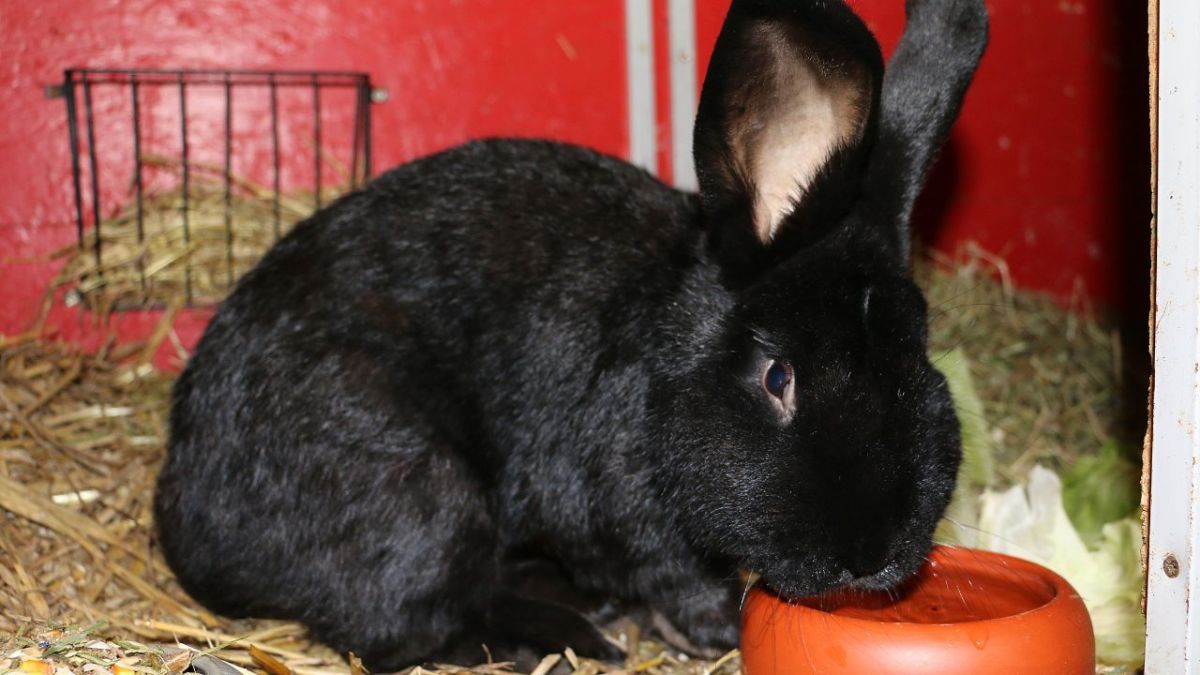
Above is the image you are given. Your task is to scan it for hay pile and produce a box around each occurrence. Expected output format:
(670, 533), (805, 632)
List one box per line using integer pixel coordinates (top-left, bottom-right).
(918, 246), (1137, 482)
(1, 232), (1136, 674)
(52, 156), (331, 312)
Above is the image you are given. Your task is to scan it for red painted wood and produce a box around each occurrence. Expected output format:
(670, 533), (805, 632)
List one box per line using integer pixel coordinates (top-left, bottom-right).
(0, 0), (627, 366)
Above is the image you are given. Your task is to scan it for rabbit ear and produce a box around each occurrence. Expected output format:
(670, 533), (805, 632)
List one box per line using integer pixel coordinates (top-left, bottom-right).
(863, 0), (988, 258)
(693, 0), (883, 270)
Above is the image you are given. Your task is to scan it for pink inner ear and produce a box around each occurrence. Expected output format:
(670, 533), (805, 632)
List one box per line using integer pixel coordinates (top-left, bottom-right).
(738, 24), (871, 243)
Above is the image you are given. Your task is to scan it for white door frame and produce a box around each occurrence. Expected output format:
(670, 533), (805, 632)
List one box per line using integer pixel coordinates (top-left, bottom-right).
(1145, 0), (1200, 669)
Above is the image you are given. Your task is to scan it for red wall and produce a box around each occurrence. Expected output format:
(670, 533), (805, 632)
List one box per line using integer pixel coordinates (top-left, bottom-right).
(0, 0), (628, 364)
(0, 0), (1149, 368)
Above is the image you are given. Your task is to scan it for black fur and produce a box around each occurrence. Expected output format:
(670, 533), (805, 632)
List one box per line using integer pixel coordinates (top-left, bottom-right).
(154, 0), (988, 670)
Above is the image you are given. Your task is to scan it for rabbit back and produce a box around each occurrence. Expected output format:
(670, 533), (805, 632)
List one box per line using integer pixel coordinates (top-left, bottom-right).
(154, 138), (712, 667)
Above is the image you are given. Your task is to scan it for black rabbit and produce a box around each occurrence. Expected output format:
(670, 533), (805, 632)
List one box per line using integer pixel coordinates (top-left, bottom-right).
(155, 0), (988, 669)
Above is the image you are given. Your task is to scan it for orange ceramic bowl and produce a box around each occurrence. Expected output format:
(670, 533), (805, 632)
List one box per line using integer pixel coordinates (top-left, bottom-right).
(741, 546), (1094, 675)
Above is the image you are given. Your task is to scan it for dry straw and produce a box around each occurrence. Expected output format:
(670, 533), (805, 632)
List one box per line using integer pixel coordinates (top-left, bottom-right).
(50, 155), (333, 312)
(918, 244), (1136, 480)
(1, 326), (744, 675)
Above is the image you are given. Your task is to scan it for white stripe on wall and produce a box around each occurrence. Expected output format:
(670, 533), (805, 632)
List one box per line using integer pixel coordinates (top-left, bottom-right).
(668, 0), (698, 191)
(625, 0), (657, 173)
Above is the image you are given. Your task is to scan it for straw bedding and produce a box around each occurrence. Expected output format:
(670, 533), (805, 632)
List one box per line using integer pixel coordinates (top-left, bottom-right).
(1, 177), (1137, 675)
(916, 245), (1136, 477)
(49, 155), (329, 312)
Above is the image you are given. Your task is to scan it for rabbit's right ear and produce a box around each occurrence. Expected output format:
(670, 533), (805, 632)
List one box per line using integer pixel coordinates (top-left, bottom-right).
(693, 0), (883, 278)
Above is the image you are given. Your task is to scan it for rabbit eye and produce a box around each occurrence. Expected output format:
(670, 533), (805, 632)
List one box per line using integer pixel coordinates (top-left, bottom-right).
(764, 361), (792, 399)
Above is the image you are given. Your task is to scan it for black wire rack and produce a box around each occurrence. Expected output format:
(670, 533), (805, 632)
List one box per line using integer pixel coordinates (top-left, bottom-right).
(53, 67), (376, 308)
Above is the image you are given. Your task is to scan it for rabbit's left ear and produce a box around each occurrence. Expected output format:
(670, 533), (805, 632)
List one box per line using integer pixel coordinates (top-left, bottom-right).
(693, 0), (883, 274)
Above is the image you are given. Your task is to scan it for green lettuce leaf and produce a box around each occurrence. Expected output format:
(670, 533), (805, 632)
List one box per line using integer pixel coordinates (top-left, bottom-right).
(931, 348), (995, 546)
(1061, 439), (1141, 547)
(975, 465), (1145, 667)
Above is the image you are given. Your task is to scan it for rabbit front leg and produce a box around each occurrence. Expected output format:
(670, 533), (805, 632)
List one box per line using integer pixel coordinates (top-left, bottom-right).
(636, 561), (741, 655)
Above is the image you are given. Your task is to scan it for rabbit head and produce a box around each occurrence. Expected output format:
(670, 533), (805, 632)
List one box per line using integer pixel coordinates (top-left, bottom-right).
(651, 0), (988, 598)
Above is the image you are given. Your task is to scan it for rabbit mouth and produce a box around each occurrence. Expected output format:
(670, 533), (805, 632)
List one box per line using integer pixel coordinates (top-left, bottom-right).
(753, 555), (917, 601)
(840, 557), (912, 591)
(751, 566), (850, 600)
